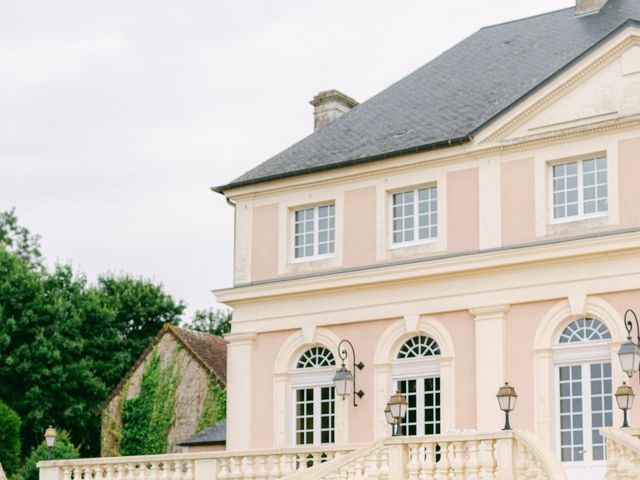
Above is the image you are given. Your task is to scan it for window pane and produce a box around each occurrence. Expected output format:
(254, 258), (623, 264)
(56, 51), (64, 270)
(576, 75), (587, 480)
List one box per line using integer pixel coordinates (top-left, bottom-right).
(590, 362), (613, 460)
(553, 162), (579, 219)
(398, 380), (417, 436)
(424, 377), (441, 435)
(295, 389), (314, 445)
(558, 365), (584, 462)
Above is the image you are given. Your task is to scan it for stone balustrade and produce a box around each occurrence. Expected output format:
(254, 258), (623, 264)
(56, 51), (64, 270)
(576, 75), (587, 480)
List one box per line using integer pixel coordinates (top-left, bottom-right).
(38, 430), (567, 480)
(280, 430), (566, 480)
(601, 427), (640, 479)
(37, 444), (361, 480)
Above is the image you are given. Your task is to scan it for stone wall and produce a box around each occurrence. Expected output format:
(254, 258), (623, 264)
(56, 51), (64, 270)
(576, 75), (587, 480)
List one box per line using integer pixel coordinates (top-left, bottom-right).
(100, 333), (219, 456)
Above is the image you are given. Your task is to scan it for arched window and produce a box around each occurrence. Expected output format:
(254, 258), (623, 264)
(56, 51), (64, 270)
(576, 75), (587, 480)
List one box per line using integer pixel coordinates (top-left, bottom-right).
(292, 347), (335, 446)
(559, 318), (611, 344)
(296, 347), (336, 369)
(397, 336), (441, 359)
(555, 318), (613, 474)
(394, 336), (441, 436)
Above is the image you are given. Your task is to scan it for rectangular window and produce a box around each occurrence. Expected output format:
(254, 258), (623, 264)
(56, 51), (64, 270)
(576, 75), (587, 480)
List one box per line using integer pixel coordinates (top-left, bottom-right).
(392, 186), (438, 244)
(559, 365), (584, 462)
(295, 386), (335, 445)
(552, 157), (607, 220)
(294, 204), (335, 259)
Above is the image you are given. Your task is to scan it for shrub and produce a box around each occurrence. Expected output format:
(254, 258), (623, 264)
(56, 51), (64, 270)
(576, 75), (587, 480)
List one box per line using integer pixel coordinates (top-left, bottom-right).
(0, 400), (21, 476)
(19, 431), (79, 480)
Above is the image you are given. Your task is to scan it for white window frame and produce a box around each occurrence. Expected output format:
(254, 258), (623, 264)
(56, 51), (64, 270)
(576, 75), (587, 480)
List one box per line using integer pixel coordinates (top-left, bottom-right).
(549, 156), (608, 225)
(391, 338), (442, 437)
(290, 367), (336, 447)
(291, 204), (336, 262)
(553, 332), (613, 474)
(389, 184), (439, 249)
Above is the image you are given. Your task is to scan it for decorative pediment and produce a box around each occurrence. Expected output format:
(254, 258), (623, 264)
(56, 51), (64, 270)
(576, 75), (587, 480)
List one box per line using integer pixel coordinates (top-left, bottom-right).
(476, 27), (640, 145)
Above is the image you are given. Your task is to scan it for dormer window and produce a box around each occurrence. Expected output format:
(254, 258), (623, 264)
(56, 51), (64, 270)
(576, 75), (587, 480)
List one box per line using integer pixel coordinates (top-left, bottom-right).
(293, 204), (335, 259)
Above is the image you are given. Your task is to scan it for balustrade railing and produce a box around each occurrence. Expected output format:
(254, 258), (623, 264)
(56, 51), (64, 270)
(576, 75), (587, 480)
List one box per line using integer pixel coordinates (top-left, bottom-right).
(37, 445), (360, 480)
(601, 427), (640, 480)
(39, 430), (568, 480)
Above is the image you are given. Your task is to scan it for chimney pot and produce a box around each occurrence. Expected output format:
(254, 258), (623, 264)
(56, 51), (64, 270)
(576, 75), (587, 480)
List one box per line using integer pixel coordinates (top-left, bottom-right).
(575, 0), (608, 15)
(310, 90), (358, 131)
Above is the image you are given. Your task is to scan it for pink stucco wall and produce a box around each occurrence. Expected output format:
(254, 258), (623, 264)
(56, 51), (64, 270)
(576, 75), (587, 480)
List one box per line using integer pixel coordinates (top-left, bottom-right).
(447, 168), (480, 252)
(247, 290), (640, 448)
(618, 137), (640, 227)
(251, 203), (279, 281)
(343, 187), (377, 267)
(501, 158), (536, 246)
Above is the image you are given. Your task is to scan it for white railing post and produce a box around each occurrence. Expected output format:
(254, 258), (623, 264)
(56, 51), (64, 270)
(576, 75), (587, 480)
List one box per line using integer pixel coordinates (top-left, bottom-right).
(494, 437), (515, 480)
(194, 459), (217, 480)
(38, 462), (63, 480)
(385, 443), (406, 480)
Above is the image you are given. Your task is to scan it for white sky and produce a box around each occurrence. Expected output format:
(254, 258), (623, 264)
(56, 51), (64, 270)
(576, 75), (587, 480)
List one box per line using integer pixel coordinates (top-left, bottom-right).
(0, 0), (574, 316)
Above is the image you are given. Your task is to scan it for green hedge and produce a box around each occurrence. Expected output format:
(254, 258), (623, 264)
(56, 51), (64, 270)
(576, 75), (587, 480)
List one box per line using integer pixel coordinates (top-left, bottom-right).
(0, 399), (21, 476)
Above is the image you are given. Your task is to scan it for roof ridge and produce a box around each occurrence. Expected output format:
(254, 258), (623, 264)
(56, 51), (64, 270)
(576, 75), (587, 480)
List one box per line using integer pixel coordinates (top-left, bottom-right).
(480, 6), (575, 30)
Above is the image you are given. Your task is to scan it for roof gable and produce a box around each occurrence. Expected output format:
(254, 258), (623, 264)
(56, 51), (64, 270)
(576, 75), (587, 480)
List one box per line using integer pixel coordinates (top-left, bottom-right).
(97, 324), (227, 415)
(217, 0), (640, 192)
(476, 24), (640, 144)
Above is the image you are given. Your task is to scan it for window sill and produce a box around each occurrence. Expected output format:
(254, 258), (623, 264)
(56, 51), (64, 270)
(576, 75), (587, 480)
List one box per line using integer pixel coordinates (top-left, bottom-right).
(388, 238), (438, 250)
(290, 254), (336, 265)
(550, 212), (608, 226)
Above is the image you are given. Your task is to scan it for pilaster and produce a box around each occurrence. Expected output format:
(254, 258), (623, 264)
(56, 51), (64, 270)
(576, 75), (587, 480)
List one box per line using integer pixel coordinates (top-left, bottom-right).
(470, 305), (510, 432)
(224, 331), (257, 450)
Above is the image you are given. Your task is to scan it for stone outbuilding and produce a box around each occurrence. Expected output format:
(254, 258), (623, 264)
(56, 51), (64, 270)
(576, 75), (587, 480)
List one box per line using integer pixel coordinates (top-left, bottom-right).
(178, 419), (227, 452)
(98, 324), (227, 456)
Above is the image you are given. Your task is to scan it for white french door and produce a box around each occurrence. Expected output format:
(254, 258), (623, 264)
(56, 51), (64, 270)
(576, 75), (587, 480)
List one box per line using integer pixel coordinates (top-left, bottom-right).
(293, 386), (335, 445)
(557, 362), (613, 480)
(396, 377), (441, 436)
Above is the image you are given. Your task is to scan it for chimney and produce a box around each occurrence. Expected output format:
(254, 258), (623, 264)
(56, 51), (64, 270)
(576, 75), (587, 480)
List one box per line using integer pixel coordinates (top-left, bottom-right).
(575, 0), (608, 15)
(310, 90), (358, 131)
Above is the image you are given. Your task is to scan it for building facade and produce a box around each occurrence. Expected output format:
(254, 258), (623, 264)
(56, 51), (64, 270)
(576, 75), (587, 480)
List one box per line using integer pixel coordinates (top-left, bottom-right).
(215, 2), (640, 479)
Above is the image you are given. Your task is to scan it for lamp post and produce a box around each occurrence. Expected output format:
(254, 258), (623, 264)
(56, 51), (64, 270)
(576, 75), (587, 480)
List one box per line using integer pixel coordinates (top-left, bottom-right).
(496, 383), (518, 431)
(615, 382), (635, 428)
(618, 310), (640, 379)
(332, 339), (365, 407)
(386, 392), (408, 436)
(44, 426), (57, 460)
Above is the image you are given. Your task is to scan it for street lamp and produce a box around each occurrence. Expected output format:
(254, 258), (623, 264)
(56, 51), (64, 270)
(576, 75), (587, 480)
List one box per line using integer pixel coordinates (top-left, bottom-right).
(496, 383), (518, 431)
(332, 339), (365, 407)
(44, 426), (57, 460)
(618, 310), (640, 379)
(386, 392), (408, 436)
(615, 382), (635, 428)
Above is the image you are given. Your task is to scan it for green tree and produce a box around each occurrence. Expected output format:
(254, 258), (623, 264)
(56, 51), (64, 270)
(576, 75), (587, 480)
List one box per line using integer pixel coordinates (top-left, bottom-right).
(0, 209), (186, 457)
(186, 308), (232, 336)
(0, 209), (42, 269)
(0, 399), (21, 476)
(19, 431), (79, 480)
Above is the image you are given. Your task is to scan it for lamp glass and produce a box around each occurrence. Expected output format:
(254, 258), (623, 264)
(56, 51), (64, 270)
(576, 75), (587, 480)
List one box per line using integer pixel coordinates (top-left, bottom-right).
(44, 426), (57, 448)
(496, 383), (518, 412)
(388, 393), (408, 420)
(384, 406), (395, 425)
(333, 366), (354, 399)
(615, 383), (635, 410)
(618, 340), (640, 378)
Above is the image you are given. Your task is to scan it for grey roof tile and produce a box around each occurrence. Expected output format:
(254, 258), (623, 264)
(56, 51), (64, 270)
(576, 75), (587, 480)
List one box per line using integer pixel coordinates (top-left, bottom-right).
(178, 419), (226, 446)
(217, 0), (640, 191)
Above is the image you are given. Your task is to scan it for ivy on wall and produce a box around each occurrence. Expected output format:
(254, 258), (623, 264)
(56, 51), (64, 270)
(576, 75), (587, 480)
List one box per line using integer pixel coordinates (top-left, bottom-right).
(119, 348), (179, 456)
(197, 378), (227, 431)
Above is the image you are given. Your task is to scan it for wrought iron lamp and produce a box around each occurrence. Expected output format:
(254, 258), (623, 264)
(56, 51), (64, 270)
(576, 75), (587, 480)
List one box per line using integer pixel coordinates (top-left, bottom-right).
(44, 426), (57, 460)
(618, 310), (640, 379)
(615, 382), (635, 428)
(332, 339), (365, 406)
(386, 392), (408, 436)
(496, 382), (518, 431)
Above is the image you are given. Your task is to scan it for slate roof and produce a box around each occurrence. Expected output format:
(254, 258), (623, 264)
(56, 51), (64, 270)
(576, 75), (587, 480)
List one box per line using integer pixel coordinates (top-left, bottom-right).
(217, 0), (640, 192)
(178, 419), (227, 446)
(97, 324), (227, 414)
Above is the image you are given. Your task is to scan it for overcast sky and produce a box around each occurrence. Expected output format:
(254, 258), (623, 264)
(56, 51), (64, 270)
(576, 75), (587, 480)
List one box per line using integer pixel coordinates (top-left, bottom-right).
(0, 0), (574, 316)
